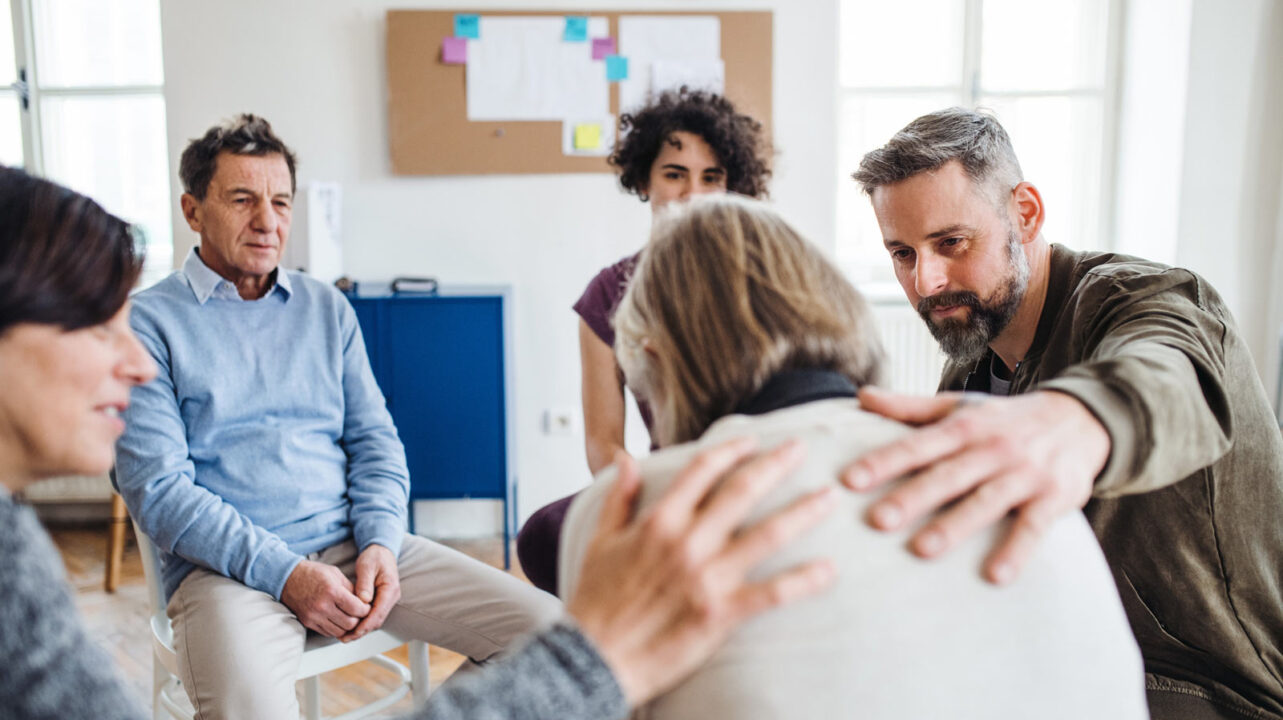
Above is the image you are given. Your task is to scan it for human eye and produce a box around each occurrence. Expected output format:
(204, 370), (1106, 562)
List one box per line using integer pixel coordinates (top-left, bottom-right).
(889, 247), (914, 262)
(940, 236), (963, 250)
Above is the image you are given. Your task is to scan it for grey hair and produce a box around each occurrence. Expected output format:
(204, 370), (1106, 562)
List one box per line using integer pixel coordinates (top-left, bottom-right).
(179, 113), (298, 200)
(852, 107), (1023, 206)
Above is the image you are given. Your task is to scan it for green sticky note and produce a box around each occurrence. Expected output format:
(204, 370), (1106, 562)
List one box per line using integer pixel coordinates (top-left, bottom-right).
(454, 14), (480, 39)
(573, 123), (603, 150)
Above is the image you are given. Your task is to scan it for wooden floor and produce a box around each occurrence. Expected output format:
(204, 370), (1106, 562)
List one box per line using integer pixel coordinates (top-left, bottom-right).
(51, 522), (530, 718)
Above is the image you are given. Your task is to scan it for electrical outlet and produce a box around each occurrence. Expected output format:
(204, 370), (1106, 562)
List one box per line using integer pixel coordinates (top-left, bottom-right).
(542, 407), (578, 436)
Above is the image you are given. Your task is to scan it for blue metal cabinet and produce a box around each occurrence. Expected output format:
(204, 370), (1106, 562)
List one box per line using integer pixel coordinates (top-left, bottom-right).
(347, 285), (516, 566)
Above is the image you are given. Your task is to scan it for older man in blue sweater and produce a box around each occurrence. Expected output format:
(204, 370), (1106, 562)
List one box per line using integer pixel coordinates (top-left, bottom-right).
(115, 115), (561, 720)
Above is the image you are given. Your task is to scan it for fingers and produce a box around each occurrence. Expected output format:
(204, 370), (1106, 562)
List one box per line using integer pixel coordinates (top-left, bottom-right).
(904, 470), (1028, 558)
(857, 387), (963, 425)
(597, 450), (643, 533)
(333, 586), (372, 619)
(355, 561), (376, 604)
(718, 485), (837, 576)
(686, 439), (807, 551)
(727, 557), (837, 622)
(312, 617), (348, 639)
(842, 401), (979, 491)
(865, 442), (1008, 531)
(343, 583), (400, 641)
(307, 597), (362, 638)
(983, 495), (1060, 585)
(653, 436), (759, 527)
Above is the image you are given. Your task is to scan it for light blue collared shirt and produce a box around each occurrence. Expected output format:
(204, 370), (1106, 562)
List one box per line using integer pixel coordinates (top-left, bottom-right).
(115, 249), (409, 602)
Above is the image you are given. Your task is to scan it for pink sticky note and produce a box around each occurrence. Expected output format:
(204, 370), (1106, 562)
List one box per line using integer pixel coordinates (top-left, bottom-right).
(591, 37), (615, 60)
(442, 36), (467, 64)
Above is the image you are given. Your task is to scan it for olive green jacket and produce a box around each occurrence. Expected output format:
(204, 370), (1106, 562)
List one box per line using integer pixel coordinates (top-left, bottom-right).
(941, 244), (1283, 719)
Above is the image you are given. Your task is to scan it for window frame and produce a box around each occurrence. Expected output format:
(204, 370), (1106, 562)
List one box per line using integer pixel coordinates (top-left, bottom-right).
(835, 0), (1127, 292)
(6, 0), (172, 283)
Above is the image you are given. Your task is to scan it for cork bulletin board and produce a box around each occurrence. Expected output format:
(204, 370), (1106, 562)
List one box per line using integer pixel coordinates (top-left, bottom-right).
(386, 9), (773, 176)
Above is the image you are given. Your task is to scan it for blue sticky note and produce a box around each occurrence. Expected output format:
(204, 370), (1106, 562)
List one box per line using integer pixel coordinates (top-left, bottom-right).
(563, 16), (589, 42)
(605, 55), (628, 82)
(454, 14), (480, 39)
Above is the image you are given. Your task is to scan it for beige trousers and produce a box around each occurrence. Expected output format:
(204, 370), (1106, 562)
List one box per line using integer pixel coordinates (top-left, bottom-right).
(166, 534), (562, 720)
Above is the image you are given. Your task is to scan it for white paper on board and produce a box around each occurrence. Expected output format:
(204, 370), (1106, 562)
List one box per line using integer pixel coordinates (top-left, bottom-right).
(466, 16), (610, 121)
(650, 58), (725, 98)
(617, 16), (721, 115)
(561, 115), (617, 157)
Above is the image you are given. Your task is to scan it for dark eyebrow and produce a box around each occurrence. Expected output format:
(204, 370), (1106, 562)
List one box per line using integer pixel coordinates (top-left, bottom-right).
(925, 224), (973, 240)
(660, 163), (690, 172)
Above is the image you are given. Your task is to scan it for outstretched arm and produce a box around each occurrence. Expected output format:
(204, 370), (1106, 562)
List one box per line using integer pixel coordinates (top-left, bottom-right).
(843, 271), (1233, 583)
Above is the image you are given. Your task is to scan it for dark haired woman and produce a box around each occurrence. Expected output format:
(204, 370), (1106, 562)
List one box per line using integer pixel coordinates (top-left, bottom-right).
(0, 166), (831, 720)
(517, 88), (772, 595)
(0, 166), (159, 718)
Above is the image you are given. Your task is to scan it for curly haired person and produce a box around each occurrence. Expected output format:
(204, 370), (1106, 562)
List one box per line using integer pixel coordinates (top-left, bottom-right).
(516, 89), (772, 594)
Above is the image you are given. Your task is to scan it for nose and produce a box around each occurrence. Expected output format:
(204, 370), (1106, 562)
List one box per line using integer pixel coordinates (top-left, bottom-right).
(690, 177), (719, 198)
(914, 253), (948, 298)
(251, 198), (278, 234)
(117, 328), (157, 386)
(677, 175), (695, 200)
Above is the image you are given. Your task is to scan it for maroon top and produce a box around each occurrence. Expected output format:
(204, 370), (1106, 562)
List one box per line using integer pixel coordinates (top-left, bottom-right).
(572, 252), (657, 445)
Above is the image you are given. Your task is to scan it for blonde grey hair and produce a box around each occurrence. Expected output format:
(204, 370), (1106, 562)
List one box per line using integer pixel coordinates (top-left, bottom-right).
(614, 194), (884, 446)
(853, 107), (1023, 207)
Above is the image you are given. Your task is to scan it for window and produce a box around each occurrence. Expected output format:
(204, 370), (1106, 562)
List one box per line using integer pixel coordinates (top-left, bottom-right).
(836, 0), (1121, 293)
(4, 0), (173, 287)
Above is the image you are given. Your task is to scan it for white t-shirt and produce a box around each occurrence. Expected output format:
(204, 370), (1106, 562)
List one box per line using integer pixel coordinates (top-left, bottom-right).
(559, 398), (1149, 720)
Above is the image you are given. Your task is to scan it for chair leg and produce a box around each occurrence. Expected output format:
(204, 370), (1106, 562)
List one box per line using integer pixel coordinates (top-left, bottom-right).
(105, 493), (129, 593)
(152, 652), (174, 720)
(409, 640), (431, 705)
(302, 676), (322, 720)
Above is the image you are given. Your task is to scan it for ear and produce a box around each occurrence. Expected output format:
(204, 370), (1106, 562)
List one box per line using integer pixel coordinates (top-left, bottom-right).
(1010, 182), (1045, 243)
(180, 193), (203, 234)
(642, 338), (659, 361)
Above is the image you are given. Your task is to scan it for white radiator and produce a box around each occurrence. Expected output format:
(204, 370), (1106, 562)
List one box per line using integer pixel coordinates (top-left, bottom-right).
(869, 300), (948, 396)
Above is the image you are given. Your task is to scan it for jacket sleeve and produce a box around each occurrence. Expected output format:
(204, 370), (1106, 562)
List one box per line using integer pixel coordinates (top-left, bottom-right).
(114, 307), (302, 600)
(1036, 267), (1233, 498)
(396, 623), (629, 720)
(0, 506), (148, 720)
(337, 299), (410, 557)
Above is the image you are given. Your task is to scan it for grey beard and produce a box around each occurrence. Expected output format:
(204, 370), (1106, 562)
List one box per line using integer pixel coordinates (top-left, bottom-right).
(918, 234), (1029, 364)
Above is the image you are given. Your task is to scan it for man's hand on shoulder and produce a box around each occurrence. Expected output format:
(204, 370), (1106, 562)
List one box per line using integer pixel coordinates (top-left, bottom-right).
(281, 559), (372, 639)
(341, 544), (401, 642)
(842, 386), (1110, 584)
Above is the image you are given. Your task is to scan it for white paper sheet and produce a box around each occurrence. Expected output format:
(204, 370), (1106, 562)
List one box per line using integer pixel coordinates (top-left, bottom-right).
(562, 115), (617, 157)
(466, 16), (610, 121)
(650, 58), (725, 98)
(618, 16), (721, 114)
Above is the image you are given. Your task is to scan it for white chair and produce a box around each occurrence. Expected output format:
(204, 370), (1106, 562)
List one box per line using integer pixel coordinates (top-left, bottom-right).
(131, 520), (431, 720)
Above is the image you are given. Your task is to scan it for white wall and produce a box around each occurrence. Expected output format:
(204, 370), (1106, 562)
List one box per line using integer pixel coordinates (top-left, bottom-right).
(159, 0), (839, 528)
(1173, 0), (1283, 396)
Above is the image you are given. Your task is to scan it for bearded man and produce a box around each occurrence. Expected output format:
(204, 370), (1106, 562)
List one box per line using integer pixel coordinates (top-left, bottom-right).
(844, 107), (1283, 720)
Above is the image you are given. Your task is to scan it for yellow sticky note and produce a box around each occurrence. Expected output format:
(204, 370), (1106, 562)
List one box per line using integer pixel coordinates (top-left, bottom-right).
(573, 123), (602, 150)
